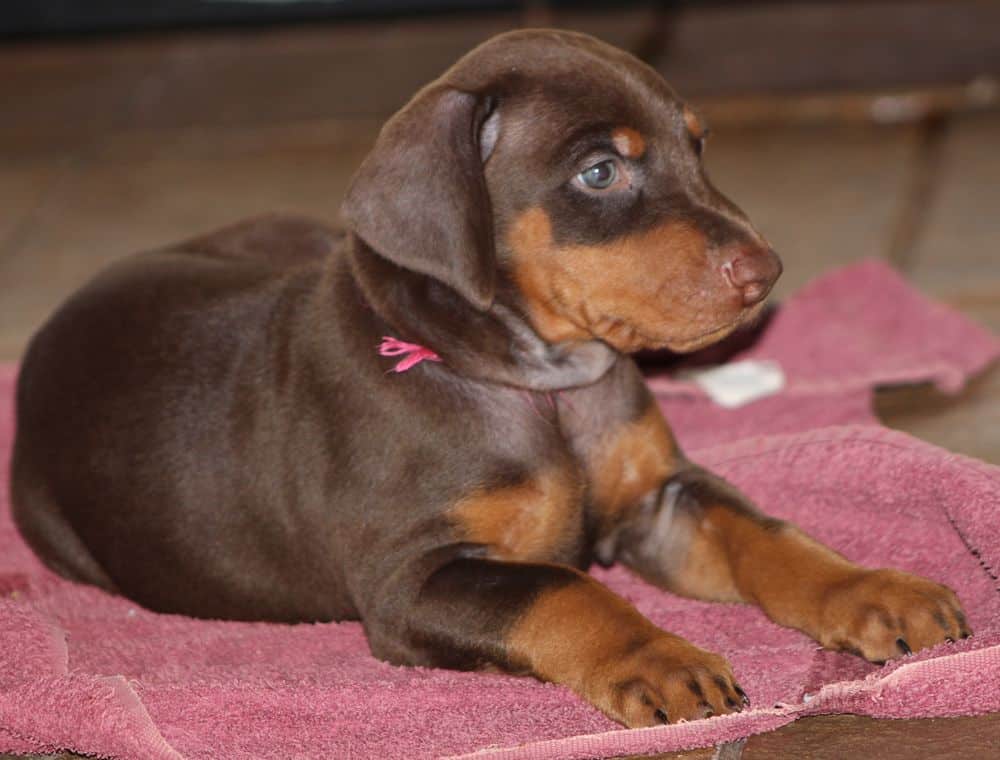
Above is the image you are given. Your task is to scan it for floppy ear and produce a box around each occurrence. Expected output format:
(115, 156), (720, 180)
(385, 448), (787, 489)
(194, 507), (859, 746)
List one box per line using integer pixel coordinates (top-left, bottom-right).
(342, 84), (497, 311)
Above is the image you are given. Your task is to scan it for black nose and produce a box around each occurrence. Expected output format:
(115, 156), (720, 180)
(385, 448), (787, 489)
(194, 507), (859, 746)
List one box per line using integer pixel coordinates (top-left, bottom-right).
(722, 247), (782, 306)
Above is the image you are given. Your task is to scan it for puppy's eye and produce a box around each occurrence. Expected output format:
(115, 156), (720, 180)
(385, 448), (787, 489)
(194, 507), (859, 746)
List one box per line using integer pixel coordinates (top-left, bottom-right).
(578, 160), (617, 189)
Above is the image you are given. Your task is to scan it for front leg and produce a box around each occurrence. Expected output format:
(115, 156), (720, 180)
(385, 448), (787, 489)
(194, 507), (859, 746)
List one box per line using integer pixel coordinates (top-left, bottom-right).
(373, 555), (747, 727)
(605, 465), (972, 662)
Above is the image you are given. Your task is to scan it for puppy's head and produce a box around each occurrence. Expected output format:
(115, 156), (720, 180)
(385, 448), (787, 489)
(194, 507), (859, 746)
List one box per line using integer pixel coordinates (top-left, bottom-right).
(343, 29), (780, 354)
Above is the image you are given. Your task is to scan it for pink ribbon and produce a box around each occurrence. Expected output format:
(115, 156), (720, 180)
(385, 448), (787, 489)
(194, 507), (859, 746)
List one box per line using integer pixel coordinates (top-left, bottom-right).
(378, 336), (442, 373)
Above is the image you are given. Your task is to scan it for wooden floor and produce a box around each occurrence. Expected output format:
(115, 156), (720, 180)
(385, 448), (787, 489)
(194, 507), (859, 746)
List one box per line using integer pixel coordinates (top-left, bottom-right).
(1, 9), (998, 759)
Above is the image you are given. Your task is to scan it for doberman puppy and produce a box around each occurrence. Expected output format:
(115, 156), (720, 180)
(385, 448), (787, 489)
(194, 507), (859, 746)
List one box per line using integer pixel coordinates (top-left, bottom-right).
(11, 30), (970, 727)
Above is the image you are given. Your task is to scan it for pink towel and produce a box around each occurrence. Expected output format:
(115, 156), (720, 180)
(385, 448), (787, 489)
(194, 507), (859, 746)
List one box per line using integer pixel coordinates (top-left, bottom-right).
(1, 259), (998, 759)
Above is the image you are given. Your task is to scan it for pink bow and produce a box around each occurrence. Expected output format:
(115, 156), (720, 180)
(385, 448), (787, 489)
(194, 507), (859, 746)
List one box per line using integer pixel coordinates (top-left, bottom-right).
(378, 336), (442, 373)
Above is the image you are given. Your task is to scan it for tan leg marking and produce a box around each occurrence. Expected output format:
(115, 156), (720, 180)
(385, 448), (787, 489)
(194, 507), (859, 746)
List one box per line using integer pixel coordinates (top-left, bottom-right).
(668, 504), (971, 660)
(652, 509), (744, 604)
(507, 573), (745, 727)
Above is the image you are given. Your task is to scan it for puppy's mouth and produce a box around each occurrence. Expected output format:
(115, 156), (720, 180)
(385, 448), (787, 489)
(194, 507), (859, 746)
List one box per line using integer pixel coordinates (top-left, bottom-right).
(590, 301), (767, 355)
(667, 301), (770, 352)
(660, 321), (743, 353)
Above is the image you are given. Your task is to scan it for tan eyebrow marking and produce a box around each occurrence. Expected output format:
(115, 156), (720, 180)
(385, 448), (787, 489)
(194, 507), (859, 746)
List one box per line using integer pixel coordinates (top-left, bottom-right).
(683, 106), (707, 141)
(611, 127), (646, 159)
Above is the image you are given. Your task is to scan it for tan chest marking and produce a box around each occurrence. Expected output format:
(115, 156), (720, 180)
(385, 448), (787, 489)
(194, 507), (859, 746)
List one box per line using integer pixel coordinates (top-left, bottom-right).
(451, 468), (583, 562)
(585, 404), (679, 526)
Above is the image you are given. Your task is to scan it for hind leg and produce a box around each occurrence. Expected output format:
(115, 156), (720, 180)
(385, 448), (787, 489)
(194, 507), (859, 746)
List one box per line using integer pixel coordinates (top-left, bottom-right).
(11, 467), (117, 591)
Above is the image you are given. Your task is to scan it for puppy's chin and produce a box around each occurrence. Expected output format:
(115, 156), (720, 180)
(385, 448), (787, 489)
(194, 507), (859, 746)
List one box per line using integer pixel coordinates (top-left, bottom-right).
(660, 325), (741, 354)
(617, 301), (770, 355)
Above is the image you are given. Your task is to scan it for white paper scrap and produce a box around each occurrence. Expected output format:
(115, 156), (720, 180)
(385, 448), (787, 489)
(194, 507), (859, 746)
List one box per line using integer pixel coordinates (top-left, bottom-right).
(681, 360), (786, 408)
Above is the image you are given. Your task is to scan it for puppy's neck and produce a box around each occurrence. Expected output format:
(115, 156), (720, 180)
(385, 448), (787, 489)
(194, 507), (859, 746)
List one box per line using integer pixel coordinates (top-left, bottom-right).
(347, 236), (617, 391)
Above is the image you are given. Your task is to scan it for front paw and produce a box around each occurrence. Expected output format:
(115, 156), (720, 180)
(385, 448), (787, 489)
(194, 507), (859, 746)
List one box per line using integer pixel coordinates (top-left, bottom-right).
(587, 634), (748, 728)
(818, 568), (971, 662)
